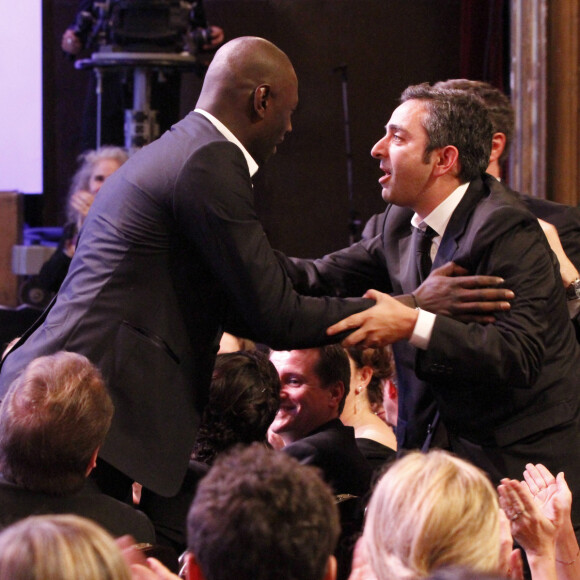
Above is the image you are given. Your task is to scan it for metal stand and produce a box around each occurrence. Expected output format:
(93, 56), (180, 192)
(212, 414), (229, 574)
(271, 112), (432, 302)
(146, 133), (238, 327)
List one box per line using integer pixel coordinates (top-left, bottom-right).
(76, 52), (200, 154)
(334, 64), (362, 245)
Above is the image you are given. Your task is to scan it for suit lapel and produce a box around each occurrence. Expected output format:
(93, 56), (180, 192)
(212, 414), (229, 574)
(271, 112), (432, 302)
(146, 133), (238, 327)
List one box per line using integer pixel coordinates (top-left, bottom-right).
(432, 177), (489, 269)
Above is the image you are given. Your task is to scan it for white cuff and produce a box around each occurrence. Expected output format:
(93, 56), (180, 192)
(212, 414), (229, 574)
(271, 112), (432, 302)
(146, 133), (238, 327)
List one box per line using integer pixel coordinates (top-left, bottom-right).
(409, 308), (436, 350)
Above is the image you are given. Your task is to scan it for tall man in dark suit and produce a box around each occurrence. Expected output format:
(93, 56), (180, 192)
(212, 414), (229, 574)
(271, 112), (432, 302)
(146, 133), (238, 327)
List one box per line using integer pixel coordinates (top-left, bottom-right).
(0, 37), (375, 500)
(281, 84), (580, 533)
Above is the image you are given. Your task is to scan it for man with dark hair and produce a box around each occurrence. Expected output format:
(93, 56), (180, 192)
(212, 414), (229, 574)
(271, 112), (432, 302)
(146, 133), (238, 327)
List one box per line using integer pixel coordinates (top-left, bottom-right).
(0, 351), (154, 542)
(364, 79), (580, 321)
(433, 78), (580, 281)
(185, 443), (340, 580)
(269, 345), (371, 497)
(280, 83), (580, 534)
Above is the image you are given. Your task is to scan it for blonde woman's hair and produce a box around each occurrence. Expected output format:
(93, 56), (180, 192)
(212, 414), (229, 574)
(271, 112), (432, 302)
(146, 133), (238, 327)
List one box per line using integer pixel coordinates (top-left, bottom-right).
(0, 514), (131, 580)
(363, 450), (500, 580)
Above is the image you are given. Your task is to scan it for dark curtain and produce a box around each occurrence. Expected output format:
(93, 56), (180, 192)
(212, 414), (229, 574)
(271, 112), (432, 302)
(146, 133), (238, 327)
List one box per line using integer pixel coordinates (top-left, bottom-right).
(460, 0), (510, 93)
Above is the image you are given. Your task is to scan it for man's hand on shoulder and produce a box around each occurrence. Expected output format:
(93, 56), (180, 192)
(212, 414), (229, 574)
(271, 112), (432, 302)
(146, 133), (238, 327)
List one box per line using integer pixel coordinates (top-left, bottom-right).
(327, 289), (418, 348)
(411, 262), (514, 323)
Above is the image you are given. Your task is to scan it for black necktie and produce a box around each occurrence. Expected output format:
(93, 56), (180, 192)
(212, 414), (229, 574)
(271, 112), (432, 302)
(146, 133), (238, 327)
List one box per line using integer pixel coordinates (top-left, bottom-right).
(415, 225), (437, 282)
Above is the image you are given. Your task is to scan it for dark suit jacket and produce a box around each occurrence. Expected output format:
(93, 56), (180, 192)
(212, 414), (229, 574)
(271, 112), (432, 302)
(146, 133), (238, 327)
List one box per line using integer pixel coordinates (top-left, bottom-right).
(0, 112), (371, 496)
(283, 418), (372, 497)
(363, 189), (580, 338)
(0, 476), (155, 542)
(280, 176), (580, 506)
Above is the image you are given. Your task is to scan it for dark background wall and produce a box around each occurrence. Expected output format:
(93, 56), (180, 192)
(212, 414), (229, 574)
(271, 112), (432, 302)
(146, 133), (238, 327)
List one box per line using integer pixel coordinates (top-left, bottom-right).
(44, 0), (464, 257)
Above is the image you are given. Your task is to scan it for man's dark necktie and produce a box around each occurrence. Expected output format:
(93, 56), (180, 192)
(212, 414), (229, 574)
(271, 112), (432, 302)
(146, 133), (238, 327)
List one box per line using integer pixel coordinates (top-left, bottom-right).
(415, 225), (437, 282)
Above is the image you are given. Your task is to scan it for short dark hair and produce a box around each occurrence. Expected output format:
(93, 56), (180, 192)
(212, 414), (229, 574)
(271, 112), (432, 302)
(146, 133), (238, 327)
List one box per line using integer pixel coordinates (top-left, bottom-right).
(400, 83), (493, 182)
(188, 443), (340, 580)
(192, 350), (281, 464)
(433, 79), (514, 164)
(313, 344), (350, 414)
(0, 352), (114, 495)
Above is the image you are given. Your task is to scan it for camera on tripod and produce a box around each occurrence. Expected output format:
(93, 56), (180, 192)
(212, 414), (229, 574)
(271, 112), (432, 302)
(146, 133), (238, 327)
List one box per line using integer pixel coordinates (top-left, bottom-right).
(70, 0), (213, 55)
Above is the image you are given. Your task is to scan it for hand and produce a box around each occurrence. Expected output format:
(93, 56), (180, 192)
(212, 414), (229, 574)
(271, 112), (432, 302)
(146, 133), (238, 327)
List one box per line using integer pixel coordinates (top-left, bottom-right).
(61, 29), (83, 55)
(69, 189), (95, 226)
(327, 289), (418, 348)
(413, 262), (514, 323)
(498, 478), (557, 558)
(498, 509), (525, 580)
(523, 464), (572, 540)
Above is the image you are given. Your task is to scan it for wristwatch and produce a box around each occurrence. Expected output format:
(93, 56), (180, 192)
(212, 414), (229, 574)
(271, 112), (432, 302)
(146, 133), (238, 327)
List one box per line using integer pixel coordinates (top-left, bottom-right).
(566, 277), (580, 300)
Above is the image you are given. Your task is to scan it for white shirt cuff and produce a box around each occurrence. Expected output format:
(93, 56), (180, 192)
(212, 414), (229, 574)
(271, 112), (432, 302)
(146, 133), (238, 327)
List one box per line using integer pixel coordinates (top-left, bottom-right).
(409, 308), (436, 350)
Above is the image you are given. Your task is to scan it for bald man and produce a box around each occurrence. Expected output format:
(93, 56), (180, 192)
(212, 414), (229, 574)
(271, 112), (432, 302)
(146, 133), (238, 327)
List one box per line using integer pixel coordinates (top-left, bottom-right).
(0, 37), (373, 499)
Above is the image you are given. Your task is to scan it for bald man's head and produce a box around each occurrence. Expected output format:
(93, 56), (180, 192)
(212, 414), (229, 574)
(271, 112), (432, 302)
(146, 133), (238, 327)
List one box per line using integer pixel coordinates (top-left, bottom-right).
(196, 37), (299, 165)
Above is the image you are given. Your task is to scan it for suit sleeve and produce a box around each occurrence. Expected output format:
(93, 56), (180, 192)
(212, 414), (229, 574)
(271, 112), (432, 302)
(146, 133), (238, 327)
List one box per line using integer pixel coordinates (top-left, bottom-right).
(171, 141), (374, 349)
(276, 235), (392, 299)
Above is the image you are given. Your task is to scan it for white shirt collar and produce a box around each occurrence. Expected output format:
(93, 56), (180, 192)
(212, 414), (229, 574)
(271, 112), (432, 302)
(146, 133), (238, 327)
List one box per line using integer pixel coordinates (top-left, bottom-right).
(194, 108), (260, 177)
(411, 181), (470, 239)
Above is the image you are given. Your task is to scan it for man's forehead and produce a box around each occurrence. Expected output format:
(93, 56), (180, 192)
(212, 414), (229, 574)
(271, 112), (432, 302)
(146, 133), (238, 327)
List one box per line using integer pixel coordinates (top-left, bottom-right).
(387, 99), (428, 129)
(270, 349), (320, 371)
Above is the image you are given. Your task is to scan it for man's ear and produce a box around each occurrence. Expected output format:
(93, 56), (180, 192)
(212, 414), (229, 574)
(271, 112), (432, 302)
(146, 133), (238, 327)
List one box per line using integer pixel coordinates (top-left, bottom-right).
(186, 552), (206, 580)
(253, 84), (271, 119)
(432, 145), (459, 177)
(323, 555), (337, 580)
(328, 382), (345, 410)
(85, 447), (99, 477)
(489, 131), (507, 164)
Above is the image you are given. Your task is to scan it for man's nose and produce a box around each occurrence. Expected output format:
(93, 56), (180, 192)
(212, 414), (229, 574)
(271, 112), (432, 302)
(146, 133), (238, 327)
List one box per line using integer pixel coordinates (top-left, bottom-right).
(371, 136), (387, 158)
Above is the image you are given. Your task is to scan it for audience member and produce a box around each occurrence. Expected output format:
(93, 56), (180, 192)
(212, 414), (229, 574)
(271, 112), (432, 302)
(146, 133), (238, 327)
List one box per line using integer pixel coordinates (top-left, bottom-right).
(0, 351), (155, 543)
(36, 146), (129, 296)
(269, 345), (372, 497)
(270, 345), (373, 580)
(341, 346), (396, 473)
(0, 37), (376, 504)
(499, 463), (580, 580)
(359, 450), (511, 579)
(180, 443), (340, 580)
(0, 513), (132, 580)
(138, 350), (280, 554)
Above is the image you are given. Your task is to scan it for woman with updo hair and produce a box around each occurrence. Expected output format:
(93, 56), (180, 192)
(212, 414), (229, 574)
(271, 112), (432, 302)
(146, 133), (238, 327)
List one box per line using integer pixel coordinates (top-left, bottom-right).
(139, 350), (281, 555)
(341, 346), (396, 473)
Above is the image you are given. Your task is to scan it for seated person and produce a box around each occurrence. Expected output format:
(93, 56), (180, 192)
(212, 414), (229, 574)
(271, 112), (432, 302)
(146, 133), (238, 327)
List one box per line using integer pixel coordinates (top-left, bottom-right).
(182, 443), (340, 580)
(35, 146), (129, 297)
(269, 345), (373, 580)
(357, 450), (514, 579)
(138, 350), (280, 554)
(341, 345), (396, 473)
(0, 514), (132, 580)
(0, 351), (155, 543)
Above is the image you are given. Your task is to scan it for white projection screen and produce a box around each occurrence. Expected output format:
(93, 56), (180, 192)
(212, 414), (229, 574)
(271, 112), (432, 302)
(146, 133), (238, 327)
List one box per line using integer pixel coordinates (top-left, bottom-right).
(0, 4), (43, 193)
